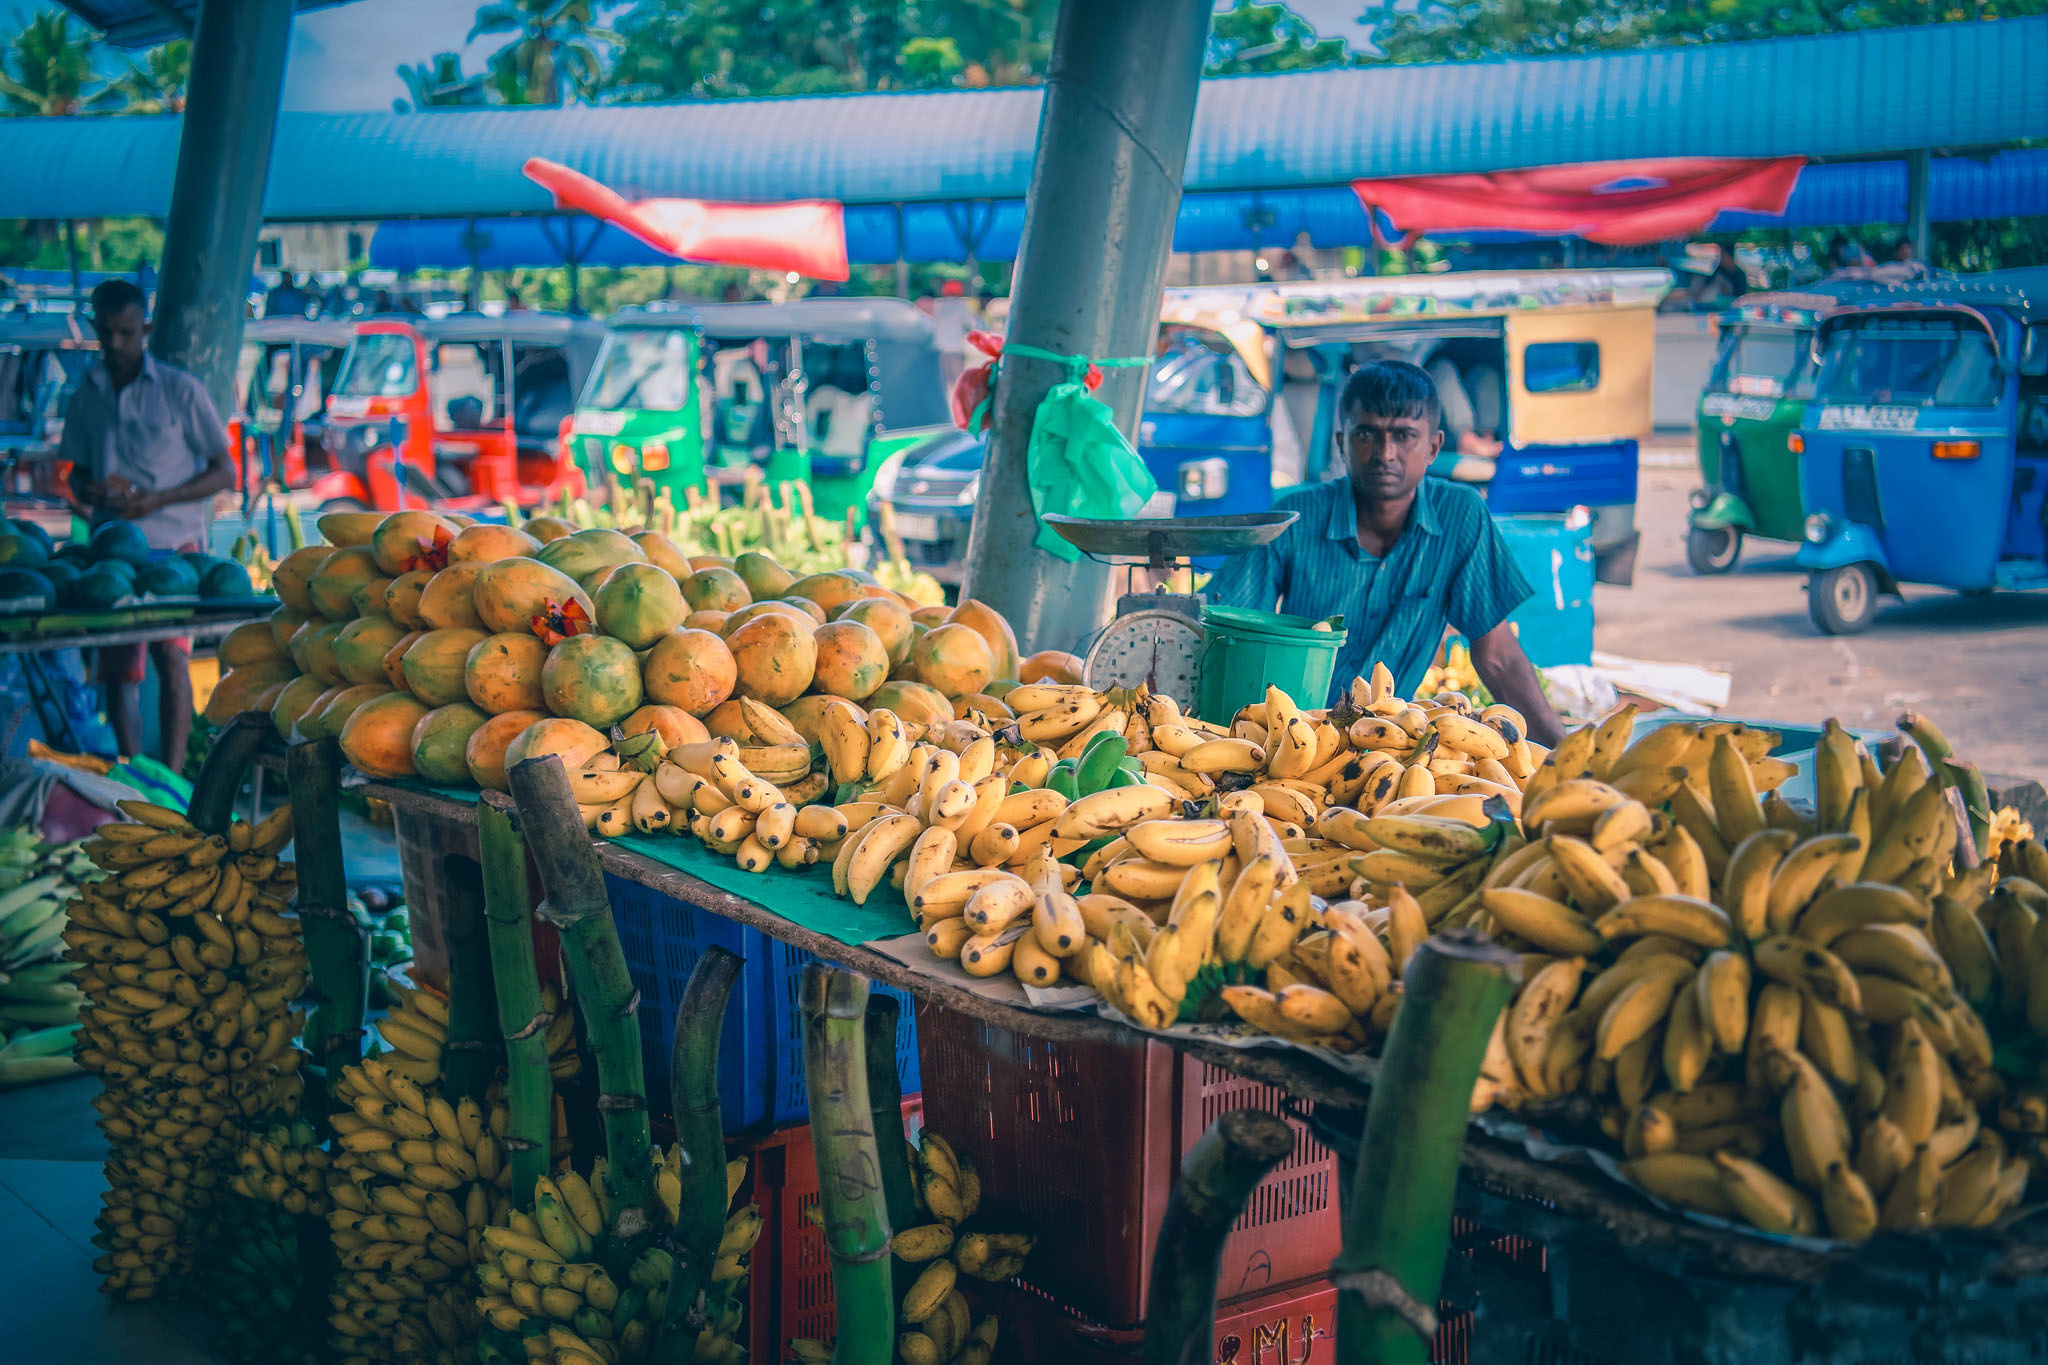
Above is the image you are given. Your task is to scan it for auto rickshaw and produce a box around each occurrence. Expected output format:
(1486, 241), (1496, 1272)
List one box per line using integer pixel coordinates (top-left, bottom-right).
(311, 311), (602, 514)
(229, 316), (352, 495)
(1150, 269), (1672, 583)
(1797, 269), (2048, 633)
(566, 298), (950, 523)
(0, 311), (95, 534)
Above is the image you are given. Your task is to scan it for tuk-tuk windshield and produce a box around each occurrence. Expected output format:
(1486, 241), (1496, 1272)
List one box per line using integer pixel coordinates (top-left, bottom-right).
(0, 349), (88, 435)
(1708, 326), (1818, 401)
(1147, 334), (1265, 417)
(335, 333), (417, 399)
(586, 329), (695, 412)
(1817, 318), (2003, 407)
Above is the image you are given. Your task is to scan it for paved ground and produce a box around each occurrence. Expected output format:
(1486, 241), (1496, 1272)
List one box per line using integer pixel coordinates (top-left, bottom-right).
(1603, 451), (2048, 787)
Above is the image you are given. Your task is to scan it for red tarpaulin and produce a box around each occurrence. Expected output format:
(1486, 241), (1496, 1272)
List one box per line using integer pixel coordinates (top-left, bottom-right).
(523, 157), (850, 280)
(1352, 156), (1806, 247)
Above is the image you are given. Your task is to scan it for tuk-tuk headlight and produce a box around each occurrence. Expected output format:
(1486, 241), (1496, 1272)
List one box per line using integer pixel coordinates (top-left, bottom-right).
(609, 442), (634, 476)
(1688, 488), (1709, 511)
(641, 441), (670, 472)
(1804, 513), (1833, 544)
(1787, 433), (1804, 455)
(1932, 440), (1980, 461)
(1178, 458), (1229, 502)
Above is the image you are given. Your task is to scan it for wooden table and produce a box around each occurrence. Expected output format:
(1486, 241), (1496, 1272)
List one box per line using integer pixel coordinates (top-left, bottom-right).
(0, 613), (269, 657)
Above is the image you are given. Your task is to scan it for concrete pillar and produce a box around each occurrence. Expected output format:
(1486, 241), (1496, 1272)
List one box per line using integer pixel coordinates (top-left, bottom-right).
(148, 0), (294, 415)
(1907, 149), (1932, 263)
(959, 0), (1211, 653)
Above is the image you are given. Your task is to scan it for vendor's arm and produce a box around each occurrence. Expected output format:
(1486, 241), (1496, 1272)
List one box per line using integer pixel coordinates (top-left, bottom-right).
(1469, 622), (1563, 746)
(105, 377), (234, 519)
(1202, 537), (1286, 612)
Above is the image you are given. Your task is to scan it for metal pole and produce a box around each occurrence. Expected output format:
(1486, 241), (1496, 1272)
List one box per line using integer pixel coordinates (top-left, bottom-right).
(1907, 149), (1932, 264)
(959, 0), (1211, 654)
(148, 0), (293, 416)
(64, 221), (81, 302)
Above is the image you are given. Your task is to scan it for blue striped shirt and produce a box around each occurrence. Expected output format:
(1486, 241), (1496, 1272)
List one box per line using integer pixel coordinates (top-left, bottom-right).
(1206, 476), (1531, 704)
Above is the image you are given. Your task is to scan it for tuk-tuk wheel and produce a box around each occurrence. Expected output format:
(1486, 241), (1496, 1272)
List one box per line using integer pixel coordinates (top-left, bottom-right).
(1808, 563), (1878, 636)
(1685, 525), (1742, 575)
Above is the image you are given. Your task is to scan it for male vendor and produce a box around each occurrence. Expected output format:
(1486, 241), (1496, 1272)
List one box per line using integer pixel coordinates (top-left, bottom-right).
(59, 278), (235, 762)
(1207, 360), (1564, 744)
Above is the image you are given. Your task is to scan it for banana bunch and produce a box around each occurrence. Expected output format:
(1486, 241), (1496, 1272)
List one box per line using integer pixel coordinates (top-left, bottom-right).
(366, 978), (580, 1088)
(476, 1150), (756, 1365)
(792, 1132), (1018, 1365)
(1418, 638), (1489, 706)
(1988, 807), (2035, 868)
(62, 799), (304, 1299)
(197, 1193), (331, 1365)
(229, 1115), (334, 1216)
(577, 717), (831, 860)
(0, 837), (102, 1079)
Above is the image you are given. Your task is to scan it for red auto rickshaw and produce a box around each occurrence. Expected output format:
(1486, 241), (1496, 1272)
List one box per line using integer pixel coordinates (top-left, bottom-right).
(229, 316), (353, 494)
(307, 311), (602, 514)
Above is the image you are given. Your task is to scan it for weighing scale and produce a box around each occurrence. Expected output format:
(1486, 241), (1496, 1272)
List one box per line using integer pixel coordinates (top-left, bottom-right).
(1040, 510), (1296, 700)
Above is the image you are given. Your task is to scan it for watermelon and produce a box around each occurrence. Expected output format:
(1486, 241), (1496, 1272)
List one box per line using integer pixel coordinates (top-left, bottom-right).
(75, 564), (133, 608)
(0, 534), (48, 567)
(0, 568), (54, 603)
(199, 560), (255, 600)
(89, 521), (152, 567)
(137, 557), (201, 597)
(9, 520), (54, 560)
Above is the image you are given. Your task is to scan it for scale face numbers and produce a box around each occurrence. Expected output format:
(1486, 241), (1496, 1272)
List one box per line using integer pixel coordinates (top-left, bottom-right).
(1084, 609), (1205, 703)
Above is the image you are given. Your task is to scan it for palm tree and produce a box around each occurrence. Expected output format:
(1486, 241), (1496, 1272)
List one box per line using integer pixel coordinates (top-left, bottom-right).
(113, 39), (189, 114)
(0, 12), (115, 116)
(468, 0), (613, 105)
(393, 51), (488, 112)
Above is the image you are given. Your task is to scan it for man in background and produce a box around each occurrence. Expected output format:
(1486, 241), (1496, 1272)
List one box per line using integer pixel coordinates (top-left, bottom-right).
(264, 270), (311, 318)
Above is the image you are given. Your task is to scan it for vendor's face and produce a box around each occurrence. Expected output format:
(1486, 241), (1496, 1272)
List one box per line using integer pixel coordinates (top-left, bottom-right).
(1339, 403), (1441, 503)
(93, 304), (149, 374)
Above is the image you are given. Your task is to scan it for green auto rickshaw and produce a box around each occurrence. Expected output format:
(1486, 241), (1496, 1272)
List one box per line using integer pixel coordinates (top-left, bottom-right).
(1687, 280), (1876, 574)
(567, 298), (951, 524)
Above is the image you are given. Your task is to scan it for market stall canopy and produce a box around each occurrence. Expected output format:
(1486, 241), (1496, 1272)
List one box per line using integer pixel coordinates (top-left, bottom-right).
(48, 0), (356, 46)
(4, 16), (2044, 223)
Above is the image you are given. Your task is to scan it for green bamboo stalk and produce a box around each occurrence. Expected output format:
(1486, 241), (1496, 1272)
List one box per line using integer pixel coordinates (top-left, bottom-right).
(507, 753), (655, 1264)
(802, 964), (894, 1365)
(862, 995), (919, 1238)
(286, 739), (365, 1117)
(1332, 932), (1518, 1365)
(438, 864), (500, 1105)
(653, 946), (744, 1365)
(479, 793), (552, 1207)
(187, 711), (272, 835)
(1144, 1109), (1295, 1365)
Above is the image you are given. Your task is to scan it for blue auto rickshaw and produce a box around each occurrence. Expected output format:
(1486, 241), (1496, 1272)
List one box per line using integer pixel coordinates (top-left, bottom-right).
(1797, 268), (2048, 633)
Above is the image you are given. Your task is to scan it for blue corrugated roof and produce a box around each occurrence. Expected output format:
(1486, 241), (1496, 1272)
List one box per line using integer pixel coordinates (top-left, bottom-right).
(51, 1), (356, 46)
(5, 17), (2045, 222)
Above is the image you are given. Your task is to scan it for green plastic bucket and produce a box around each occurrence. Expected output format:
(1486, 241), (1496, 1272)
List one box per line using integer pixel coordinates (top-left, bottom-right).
(1198, 604), (1347, 722)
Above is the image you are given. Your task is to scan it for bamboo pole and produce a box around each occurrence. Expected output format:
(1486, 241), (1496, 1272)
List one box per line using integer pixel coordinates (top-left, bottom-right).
(653, 946), (743, 1365)
(187, 711), (271, 835)
(1144, 1109), (1295, 1365)
(862, 995), (919, 1236)
(508, 754), (655, 1264)
(479, 793), (552, 1207)
(286, 739), (365, 1118)
(1333, 932), (1518, 1365)
(439, 867), (500, 1105)
(801, 964), (894, 1365)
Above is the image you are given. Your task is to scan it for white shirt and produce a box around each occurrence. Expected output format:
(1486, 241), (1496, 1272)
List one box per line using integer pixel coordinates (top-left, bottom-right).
(58, 353), (224, 551)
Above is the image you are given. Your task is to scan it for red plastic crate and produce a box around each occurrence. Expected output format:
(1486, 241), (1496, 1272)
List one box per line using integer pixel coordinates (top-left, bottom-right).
(742, 1097), (923, 1365)
(913, 999), (1342, 1328)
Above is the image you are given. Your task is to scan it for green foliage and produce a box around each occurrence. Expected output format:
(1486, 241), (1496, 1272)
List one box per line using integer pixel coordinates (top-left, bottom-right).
(112, 40), (187, 114)
(468, 0), (613, 104)
(393, 51), (487, 113)
(1208, 2), (1354, 75)
(0, 11), (114, 116)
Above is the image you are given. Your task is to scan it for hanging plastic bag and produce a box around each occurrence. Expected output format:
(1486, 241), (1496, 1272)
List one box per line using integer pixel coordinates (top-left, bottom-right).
(1025, 378), (1157, 562)
(950, 331), (1005, 433)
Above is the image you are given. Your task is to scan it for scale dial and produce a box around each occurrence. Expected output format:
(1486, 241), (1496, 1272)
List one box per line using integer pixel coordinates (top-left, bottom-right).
(1084, 609), (1205, 705)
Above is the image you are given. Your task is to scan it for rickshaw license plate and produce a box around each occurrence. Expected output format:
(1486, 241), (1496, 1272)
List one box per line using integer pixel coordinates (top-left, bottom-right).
(895, 513), (941, 542)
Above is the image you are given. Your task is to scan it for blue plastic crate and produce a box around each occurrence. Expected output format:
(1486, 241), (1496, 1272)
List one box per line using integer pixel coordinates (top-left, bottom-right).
(1493, 513), (1595, 669)
(607, 873), (920, 1131)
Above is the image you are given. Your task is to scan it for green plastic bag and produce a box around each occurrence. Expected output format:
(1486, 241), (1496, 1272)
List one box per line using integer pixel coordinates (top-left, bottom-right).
(1025, 379), (1158, 561)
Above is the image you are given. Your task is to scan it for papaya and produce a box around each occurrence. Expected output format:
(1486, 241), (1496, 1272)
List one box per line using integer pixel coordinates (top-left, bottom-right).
(723, 600), (814, 636)
(945, 599), (1021, 681)
(680, 566), (751, 614)
(726, 610), (817, 707)
(630, 531), (693, 578)
(503, 716), (608, 775)
(269, 674), (328, 742)
(291, 620), (349, 687)
(787, 571), (868, 616)
(269, 605), (312, 654)
(202, 659), (299, 726)
(383, 569), (433, 629)
(911, 605), (951, 627)
(683, 610), (732, 634)
(779, 694), (852, 746)
(536, 528), (646, 584)
(369, 510), (459, 576)
(955, 692), (1016, 720)
(382, 630), (427, 691)
(350, 577), (395, 620)
(315, 510), (383, 548)
(701, 699), (753, 742)
(402, 627), (490, 708)
(299, 683), (392, 741)
(776, 596), (827, 625)
(339, 692), (431, 780)
(332, 616), (408, 687)
(732, 551), (796, 603)
(410, 702), (490, 786)
(809, 620), (889, 701)
(866, 680), (953, 729)
(465, 709), (550, 791)
(305, 546), (379, 621)
(620, 703), (709, 749)
(594, 563), (685, 650)
(909, 623), (995, 700)
(541, 635), (644, 729)
(464, 632), (549, 715)
(472, 558), (594, 637)
(219, 620), (288, 669)
(580, 564), (625, 596)
(270, 546), (331, 614)
(448, 522), (541, 565)
(686, 555), (734, 571)
(640, 628), (738, 718)
(417, 561), (487, 631)
(1019, 650), (1086, 686)
(520, 515), (576, 544)
(840, 597), (915, 667)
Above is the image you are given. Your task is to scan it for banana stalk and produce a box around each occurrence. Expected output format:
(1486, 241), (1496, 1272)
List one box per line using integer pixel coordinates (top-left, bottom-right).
(188, 710), (272, 835)
(1900, 711), (1991, 859)
(1333, 933), (1517, 1365)
(1144, 1110), (1295, 1365)
(287, 739), (365, 1117)
(508, 753), (656, 1266)
(479, 793), (552, 1207)
(802, 965), (895, 1365)
(439, 849), (500, 1104)
(864, 993), (922, 1298)
(653, 946), (743, 1365)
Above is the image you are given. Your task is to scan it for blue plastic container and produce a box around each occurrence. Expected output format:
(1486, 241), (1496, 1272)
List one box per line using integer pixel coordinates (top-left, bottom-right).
(607, 874), (920, 1131)
(1493, 514), (1595, 668)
